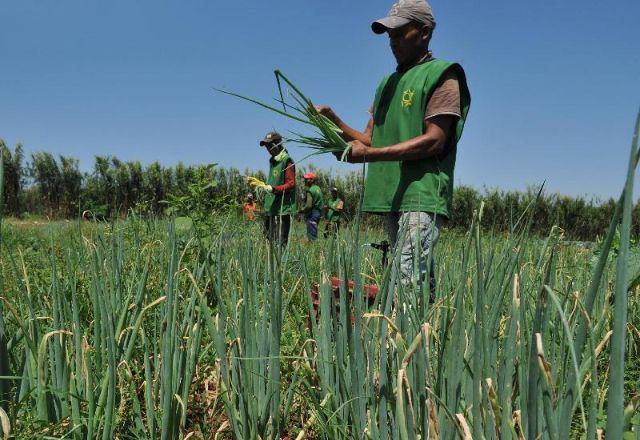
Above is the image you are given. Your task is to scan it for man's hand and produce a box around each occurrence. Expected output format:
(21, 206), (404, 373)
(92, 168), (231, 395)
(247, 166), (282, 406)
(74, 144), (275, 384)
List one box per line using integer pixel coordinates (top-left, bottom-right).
(332, 140), (372, 163)
(346, 140), (371, 163)
(264, 185), (273, 193)
(317, 104), (374, 151)
(314, 105), (340, 125)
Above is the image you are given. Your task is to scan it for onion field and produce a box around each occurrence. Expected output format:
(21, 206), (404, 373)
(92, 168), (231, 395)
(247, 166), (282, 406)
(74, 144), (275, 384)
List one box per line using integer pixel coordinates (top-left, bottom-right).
(0, 117), (639, 439)
(0, 205), (638, 439)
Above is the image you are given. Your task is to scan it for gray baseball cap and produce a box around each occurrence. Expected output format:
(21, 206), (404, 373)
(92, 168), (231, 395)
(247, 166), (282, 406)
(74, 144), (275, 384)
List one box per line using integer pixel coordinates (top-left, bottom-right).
(259, 131), (283, 146)
(372, 0), (436, 34)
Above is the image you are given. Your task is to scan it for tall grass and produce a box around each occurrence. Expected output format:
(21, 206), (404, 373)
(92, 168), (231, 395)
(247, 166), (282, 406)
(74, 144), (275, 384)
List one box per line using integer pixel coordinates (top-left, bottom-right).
(202, 238), (276, 438)
(0, 111), (638, 438)
(0, 218), (211, 439)
(0, 151), (12, 440)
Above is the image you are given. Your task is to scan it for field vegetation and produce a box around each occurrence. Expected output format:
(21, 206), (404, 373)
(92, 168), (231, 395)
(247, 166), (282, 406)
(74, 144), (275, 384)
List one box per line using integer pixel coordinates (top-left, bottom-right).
(0, 115), (638, 439)
(0, 194), (639, 438)
(0, 138), (637, 241)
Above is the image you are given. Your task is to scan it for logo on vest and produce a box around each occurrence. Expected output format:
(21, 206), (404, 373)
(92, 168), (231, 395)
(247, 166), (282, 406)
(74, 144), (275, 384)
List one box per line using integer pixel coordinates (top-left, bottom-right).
(401, 89), (415, 108)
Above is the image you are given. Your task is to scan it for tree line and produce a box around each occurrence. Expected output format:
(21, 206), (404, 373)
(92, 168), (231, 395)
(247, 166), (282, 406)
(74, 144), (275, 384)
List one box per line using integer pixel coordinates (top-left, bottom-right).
(1, 139), (634, 241)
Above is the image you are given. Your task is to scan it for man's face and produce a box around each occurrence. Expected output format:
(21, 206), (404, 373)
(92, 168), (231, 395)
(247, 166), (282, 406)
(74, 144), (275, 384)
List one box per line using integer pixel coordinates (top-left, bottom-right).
(387, 22), (430, 66)
(331, 190), (338, 199)
(264, 142), (282, 157)
(304, 178), (313, 187)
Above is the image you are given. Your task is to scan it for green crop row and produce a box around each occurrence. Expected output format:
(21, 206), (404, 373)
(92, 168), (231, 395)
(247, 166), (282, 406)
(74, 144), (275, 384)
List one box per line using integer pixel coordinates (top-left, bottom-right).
(0, 112), (637, 438)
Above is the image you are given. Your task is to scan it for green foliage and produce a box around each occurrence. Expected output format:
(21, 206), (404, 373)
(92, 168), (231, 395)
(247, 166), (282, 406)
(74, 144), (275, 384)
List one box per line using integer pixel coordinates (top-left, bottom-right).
(162, 163), (232, 237)
(216, 70), (352, 160)
(0, 104), (638, 440)
(0, 140), (24, 215)
(163, 164), (227, 216)
(173, 216), (194, 236)
(0, 210), (638, 439)
(0, 152), (11, 440)
(0, 138), (638, 242)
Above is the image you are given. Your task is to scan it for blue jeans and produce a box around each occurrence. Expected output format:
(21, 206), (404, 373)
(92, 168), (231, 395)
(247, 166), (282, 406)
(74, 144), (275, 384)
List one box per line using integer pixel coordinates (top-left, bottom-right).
(306, 209), (321, 241)
(384, 212), (442, 298)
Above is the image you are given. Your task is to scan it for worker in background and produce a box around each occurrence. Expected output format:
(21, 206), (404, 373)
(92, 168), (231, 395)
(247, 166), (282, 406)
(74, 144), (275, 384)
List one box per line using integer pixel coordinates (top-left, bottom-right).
(299, 172), (323, 241)
(260, 131), (296, 246)
(324, 187), (344, 238)
(242, 193), (258, 221)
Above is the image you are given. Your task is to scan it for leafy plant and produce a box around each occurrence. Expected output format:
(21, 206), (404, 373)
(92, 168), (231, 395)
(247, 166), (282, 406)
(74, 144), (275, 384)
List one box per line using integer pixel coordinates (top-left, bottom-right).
(161, 163), (232, 236)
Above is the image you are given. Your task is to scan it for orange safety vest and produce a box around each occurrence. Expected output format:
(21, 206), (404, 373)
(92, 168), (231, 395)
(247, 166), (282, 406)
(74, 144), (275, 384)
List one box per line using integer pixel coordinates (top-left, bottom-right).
(243, 201), (257, 221)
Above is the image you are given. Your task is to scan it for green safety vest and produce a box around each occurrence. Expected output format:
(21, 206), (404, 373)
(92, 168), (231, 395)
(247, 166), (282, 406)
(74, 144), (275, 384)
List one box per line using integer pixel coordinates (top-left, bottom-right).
(264, 152), (297, 215)
(362, 58), (471, 217)
(326, 198), (343, 222)
(307, 184), (324, 211)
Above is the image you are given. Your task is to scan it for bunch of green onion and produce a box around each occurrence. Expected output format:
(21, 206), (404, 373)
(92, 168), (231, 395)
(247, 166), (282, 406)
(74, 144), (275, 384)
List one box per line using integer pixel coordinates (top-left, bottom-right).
(215, 70), (351, 161)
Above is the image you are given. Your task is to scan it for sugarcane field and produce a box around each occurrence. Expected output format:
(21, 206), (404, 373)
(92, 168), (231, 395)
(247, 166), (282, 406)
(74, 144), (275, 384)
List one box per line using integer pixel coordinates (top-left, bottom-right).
(1, 1), (640, 439)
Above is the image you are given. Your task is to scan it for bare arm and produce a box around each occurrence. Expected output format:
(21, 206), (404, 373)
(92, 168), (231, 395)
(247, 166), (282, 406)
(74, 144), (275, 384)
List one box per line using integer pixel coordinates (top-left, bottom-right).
(348, 115), (456, 163)
(315, 105), (373, 146)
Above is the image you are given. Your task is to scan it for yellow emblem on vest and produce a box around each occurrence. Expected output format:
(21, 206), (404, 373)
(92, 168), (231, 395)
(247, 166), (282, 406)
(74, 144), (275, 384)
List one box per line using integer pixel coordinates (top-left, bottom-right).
(401, 89), (415, 108)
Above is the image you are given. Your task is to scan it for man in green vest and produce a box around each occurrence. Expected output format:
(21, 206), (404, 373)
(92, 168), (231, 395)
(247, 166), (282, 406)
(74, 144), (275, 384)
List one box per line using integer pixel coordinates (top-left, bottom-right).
(324, 187), (344, 238)
(315, 0), (471, 297)
(298, 172), (324, 241)
(260, 131), (297, 247)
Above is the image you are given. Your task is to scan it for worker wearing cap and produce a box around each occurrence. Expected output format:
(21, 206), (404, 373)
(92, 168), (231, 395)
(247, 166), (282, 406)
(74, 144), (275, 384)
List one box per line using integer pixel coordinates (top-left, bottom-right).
(299, 172), (324, 241)
(316, 0), (470, 296)
(242, 193), (258, 221)
(260, 131), (297, 246)
(324, 187), (344, 238)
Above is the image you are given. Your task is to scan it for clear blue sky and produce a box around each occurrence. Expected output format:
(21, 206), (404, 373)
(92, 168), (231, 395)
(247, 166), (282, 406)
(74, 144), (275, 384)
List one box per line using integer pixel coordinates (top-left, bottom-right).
(1, 0), (638, 200)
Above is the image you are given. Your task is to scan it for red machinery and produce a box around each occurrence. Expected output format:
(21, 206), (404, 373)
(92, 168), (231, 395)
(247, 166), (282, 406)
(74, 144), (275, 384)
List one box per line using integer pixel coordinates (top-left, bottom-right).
(309, 241), (389, 321)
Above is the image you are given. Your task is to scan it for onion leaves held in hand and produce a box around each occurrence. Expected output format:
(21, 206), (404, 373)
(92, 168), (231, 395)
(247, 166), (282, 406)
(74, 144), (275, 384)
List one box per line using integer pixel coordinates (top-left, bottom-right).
(215, 70), (351, 161)
(247, 176), (269, 190)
